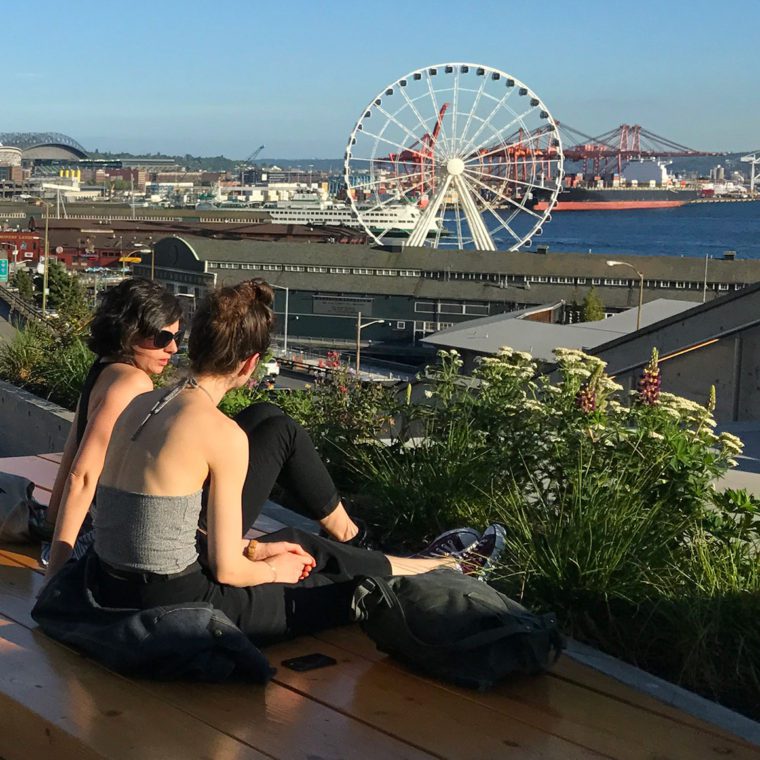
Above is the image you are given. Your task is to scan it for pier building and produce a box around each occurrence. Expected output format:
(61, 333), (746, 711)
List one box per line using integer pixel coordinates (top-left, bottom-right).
(135, 235), (760, 356)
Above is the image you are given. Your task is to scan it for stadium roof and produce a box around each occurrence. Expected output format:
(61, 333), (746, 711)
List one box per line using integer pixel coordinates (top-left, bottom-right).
(0, 132), (88, 158)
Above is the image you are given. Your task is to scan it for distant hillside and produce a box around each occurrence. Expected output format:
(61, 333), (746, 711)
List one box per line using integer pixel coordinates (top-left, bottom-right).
(89, 150), (344, 174)
(89, 150), (756, 179)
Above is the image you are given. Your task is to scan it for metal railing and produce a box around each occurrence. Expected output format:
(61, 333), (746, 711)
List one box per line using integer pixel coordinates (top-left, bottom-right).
(0, 284), (50, 329)
(271, 345), (414, 382)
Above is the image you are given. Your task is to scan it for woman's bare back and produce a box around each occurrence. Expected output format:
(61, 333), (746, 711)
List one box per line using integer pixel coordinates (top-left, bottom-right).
(100, 385), (235, 498)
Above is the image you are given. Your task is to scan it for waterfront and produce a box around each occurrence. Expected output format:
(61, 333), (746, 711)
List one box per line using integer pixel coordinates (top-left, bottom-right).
(528, 200), (760, 259)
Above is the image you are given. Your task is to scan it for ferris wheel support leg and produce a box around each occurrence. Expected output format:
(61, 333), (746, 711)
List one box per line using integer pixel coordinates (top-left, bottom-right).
(406, 175), (453, 248)
(452, 175), (496, 251)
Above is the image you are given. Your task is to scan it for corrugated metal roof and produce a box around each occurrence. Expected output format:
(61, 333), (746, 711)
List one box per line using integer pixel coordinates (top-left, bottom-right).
(422, 299), (696, 361)
(173, 234), (759, 281)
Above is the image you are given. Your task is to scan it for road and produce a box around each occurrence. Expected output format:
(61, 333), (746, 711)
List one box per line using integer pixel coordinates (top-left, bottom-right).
(0, 308), (18, 344)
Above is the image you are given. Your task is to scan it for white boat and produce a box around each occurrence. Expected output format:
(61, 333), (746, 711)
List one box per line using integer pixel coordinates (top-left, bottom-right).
(263, 192), (424, 233)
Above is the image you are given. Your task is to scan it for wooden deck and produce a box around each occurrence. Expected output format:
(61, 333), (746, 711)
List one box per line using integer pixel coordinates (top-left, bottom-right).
(0, 453), (758, 760)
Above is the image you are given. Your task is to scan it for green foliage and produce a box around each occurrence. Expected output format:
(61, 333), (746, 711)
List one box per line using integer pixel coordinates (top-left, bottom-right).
(0, 320), (94, 408)
(11, 268), (34, 302)
(277, 364), (397, 492)
(218, 385), (267, 417)
(581, 286), (605, 321)
(46, 262), (88, 317)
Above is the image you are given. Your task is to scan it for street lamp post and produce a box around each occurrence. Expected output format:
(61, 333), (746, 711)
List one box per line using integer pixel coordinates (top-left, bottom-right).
(34, 199), (52, 315)
(606, 260), (644, 331)
(355, 311), (385, 377)
(269, 283), (290, 354)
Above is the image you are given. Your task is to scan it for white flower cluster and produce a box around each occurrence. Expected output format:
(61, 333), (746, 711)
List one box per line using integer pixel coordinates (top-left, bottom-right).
(718, 431), (744, 456)
(553, 347), (607, 370)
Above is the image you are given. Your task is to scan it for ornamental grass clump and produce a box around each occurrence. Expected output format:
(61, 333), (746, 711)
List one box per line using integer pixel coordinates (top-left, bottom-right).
(0, 321), (96, 409)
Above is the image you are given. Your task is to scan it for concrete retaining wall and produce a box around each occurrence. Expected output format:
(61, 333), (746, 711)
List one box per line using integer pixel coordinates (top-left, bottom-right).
(0, 380), (73, 456)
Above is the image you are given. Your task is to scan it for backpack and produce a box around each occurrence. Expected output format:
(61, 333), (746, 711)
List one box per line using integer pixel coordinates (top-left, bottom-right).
(0, 471), (48, 544)
(351, 569), (563, 690)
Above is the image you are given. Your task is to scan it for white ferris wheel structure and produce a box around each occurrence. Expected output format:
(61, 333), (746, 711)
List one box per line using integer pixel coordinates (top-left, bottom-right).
(344, 63), (564, 251)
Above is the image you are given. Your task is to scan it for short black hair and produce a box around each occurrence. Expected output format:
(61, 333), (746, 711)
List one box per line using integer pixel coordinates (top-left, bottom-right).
(88, 278), (183, 358)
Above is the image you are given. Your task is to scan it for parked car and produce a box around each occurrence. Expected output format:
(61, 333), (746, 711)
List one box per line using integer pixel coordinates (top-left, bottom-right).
(262, 359), (280, 377)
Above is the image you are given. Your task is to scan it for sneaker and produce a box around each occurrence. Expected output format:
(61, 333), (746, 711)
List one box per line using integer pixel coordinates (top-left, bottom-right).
(415, 527), (481, 558)
(452, 524), (506, 581)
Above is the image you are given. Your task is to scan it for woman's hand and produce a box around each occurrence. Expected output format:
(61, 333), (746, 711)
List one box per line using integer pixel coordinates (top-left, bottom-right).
(263, 552), (315, 584)
(253, 541), (313, 562)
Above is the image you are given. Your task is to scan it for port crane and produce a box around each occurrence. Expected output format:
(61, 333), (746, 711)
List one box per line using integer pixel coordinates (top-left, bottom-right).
(560, 124), (722, 178)
(378, 104), (448, 198)
(244, 145), (265, 164)
(237, 145), (265, 184)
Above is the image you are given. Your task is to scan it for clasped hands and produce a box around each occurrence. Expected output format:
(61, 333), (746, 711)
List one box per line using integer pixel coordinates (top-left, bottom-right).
(244, 539), (316, 584)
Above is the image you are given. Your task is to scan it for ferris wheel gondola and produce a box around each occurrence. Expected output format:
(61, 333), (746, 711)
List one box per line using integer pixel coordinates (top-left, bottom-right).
(343, 63), (564, 251)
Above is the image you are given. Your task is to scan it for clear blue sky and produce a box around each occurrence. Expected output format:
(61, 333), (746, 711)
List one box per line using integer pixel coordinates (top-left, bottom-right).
(4, 0), (758, 158)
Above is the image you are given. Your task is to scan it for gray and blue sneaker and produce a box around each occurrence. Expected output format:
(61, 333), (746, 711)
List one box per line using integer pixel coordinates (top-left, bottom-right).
(451, 524), (506, 581)
(415, 527), (481, 558)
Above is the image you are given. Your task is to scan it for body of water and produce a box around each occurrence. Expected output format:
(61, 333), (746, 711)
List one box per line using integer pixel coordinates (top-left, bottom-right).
(532, 200), (760, 259)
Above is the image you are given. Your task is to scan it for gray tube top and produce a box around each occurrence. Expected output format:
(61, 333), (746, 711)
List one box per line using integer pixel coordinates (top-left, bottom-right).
(93, 484), (202, 574)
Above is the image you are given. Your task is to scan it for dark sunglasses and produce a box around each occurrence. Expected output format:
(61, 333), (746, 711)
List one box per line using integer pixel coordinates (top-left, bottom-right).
(152, 328), (185, 349)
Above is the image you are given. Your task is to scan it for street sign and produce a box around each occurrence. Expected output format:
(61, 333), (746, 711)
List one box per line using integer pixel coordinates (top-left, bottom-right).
(119, 256), (142, 263)
(0, 258), (8, 283)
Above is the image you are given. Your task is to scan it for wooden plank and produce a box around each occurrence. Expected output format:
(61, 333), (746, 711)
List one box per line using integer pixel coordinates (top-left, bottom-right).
(0, 544), (42, 571)
(0, 563), (39, 628)
(0, 565), (434, 760)
(149, 679), (436, 760)
(0, 454), (59, 487)
(0, 616), (267, 760)
(316, 626), (759, 759)
(0, 455), (58, 499)
(265, 636), (607, 759)
(38, 451), (64, 465)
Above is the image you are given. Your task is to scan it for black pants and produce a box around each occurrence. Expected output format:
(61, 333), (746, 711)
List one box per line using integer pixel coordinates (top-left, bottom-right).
(201, 403), (340, 535)
(94, 527), (391, 645)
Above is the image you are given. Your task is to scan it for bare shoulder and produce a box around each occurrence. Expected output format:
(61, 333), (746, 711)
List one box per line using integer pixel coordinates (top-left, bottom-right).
(203, 410), (248, 459)
(100, 363), (154, 394)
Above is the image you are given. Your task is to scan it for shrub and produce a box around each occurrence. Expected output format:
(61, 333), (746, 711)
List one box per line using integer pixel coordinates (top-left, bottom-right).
(304, 346), (758, 718)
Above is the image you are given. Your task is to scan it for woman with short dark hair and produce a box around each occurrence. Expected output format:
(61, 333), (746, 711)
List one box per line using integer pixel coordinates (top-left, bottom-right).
(44, 278), (184, 579)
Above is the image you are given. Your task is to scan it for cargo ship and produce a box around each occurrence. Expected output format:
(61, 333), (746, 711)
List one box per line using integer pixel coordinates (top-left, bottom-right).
(534, 186), (701, 212)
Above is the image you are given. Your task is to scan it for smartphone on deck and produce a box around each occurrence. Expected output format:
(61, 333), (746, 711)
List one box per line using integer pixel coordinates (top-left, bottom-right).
(281, 653), (338, 672)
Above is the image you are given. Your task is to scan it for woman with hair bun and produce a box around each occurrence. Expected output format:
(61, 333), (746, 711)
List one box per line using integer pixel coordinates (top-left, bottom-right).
(43, 277), (184, 579)
(86, 280), (501, 642)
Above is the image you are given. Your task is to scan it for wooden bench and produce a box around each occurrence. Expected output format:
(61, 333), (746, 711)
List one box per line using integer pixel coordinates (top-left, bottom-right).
(0, 454), (757, 759)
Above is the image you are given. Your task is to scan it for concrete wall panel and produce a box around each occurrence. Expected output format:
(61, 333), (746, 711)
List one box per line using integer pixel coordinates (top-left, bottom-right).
(0, 380), (72, 456)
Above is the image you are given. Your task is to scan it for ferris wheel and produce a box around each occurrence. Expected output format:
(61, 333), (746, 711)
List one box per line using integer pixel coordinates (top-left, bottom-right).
(343, 63), (563, 251)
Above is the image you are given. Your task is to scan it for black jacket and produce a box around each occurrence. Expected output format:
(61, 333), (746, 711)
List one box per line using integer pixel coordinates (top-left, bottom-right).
(32, 553), (273, 683)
